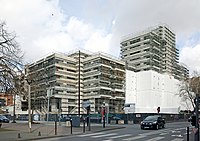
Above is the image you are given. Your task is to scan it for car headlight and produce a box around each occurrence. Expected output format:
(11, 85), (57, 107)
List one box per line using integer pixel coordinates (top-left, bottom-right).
(153, 121), (157, 124)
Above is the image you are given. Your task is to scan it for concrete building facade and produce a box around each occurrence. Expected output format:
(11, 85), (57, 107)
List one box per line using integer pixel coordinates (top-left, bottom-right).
(120, 25), (189, 80)
(26, 51), (125, 115)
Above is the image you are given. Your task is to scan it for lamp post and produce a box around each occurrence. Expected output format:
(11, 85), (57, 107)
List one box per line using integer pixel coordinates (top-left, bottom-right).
(12, 92), (16, 123)
(25, 76), (32, 133)
(195, 86), (199, 141)
(27, 81), (31, 133)
(47, 88), (53, 123)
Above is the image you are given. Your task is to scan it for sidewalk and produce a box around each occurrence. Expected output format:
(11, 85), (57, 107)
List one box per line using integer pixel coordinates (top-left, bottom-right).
(0, 121), (125, 141)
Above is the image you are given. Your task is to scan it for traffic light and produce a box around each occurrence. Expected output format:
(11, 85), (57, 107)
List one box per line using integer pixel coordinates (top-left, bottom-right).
(191, 115), (196, 126)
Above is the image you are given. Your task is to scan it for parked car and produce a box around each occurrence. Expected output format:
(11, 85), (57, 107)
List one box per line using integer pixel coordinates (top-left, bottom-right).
(140, 115), (165, 130)
(0, 115), (10, 123)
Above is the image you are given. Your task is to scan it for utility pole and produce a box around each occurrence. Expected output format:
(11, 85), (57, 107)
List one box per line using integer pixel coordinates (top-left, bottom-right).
(47, 88), (52, 123)
(28, 83), (31, 133)
(195, 87), (199, 141)
(25, 72), (32, 133)
(12, 93), (16, 123)
(78, 50), (80, 116)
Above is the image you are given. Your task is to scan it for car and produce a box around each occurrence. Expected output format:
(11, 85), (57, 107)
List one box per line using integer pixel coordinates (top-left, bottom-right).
(140, 115), (165, 130)
(0, 115), (10, 123)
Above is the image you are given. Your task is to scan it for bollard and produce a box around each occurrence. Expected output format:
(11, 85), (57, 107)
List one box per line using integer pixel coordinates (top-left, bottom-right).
(38, 131), (41, 136)
(103, 115), (105, 128)
(83, 118), (85, 133)
(70, 119), (72, 134)
(0, 123), (2, 128)
(17, 133), (21, 138)
(55, 115), (57, 135)
(88, 115), (91, 131)
(186, 127), (189, 141)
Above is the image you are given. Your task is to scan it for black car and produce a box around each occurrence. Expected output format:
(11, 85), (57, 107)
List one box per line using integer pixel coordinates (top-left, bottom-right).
(140, 115), (165, 130)
(0, 115), (10, 123)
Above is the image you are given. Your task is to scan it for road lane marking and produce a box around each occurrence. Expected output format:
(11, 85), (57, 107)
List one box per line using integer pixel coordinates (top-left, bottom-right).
(108, 134), (131, 139)
(123, 135), (146, 140)
(159, 132), (168, 135)
(139, 129), (171, 136)
(146, 137), (164, 141)
(172, 131), (181, 133)
(78, 132), (104, 137)
(91, 133), (117, 138)
(171, 134), (183, 138)
(170, 138), (184, 141)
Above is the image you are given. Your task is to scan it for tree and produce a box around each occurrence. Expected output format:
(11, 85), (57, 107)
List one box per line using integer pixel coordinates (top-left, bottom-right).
(0, 21), (24, 117)
(178, 80), (196, 110)
(178, 72), (200, 112)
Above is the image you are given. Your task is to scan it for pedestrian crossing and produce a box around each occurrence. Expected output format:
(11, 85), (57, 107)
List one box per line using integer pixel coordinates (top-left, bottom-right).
(78, 130), (185, 141)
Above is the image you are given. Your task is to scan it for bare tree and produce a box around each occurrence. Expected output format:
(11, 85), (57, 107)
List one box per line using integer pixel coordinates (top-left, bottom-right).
(178, 80), (196, 110)
(178, 71), (200, 112)
(0, 21), (24, 116)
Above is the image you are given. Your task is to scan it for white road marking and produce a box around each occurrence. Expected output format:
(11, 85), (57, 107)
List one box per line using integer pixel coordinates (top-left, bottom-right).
(159, 132), (168, 135)
(91, 133), (117, 138)
(146, 137), (164, 141)
(170, 138), (184, 141)
(108, 134), (131, 139)
(139, 129), (171, 136)
(172, 131), (181, 133)
(123, 135), (146, 141)
(171, 134), (183, 138)
(78, 132), (104, 137)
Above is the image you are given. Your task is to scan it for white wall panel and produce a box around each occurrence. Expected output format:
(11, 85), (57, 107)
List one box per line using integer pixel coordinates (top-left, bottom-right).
(125, 70), (191, 114)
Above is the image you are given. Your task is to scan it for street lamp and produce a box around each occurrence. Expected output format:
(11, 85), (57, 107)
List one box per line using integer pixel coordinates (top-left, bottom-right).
(46, 88), (53, 123)
(28, 83), (31, 133)
(25, 77), (31, 133)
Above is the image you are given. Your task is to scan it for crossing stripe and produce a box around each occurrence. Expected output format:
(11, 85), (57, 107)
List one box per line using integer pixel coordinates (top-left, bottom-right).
(91, 133), (117, 138)
(170, 138), (184, 141)
(108, 134), (131, 139)
(159, 132), (168, 135)
(78, 132), (104, 137)
(146, 137), (164, 141)
(139, 129), (171, 136)
(123, 135), (146, 141)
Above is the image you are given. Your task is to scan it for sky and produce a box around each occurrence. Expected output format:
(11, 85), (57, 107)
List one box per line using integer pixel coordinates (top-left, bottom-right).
(1, 0), (200, 74)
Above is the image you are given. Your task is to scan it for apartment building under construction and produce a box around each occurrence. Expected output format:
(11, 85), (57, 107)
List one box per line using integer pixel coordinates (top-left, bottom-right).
(26, 51), (125, 115)
(120, 25), (189, 80)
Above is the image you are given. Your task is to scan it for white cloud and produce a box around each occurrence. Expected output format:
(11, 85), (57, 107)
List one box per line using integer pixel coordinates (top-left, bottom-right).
(84, 32), (112, 53)
(1, 0), (200, 74)
(180, 44), (200, 73)
(65, 17), (92, 41)
(0, 0), (112, 63)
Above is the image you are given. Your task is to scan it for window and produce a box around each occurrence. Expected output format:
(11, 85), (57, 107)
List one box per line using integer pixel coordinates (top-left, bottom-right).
(144, 35), (150, 40)
(130, 38), (140, 44)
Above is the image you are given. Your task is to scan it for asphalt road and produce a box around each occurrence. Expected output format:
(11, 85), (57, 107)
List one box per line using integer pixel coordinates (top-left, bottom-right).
(38, 122), (196, 141)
